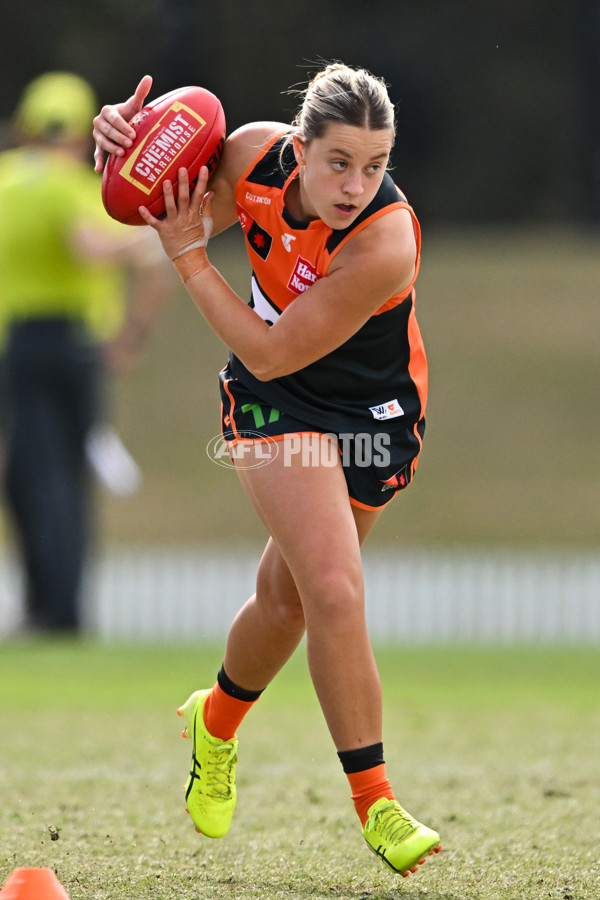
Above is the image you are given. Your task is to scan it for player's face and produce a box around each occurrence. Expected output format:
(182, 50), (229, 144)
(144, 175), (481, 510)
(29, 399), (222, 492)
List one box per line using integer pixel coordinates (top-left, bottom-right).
(293, 124), (393, 229)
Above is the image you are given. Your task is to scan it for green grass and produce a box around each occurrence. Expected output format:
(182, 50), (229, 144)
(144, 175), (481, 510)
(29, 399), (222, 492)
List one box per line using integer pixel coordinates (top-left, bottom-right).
(1, 641), (599, 899)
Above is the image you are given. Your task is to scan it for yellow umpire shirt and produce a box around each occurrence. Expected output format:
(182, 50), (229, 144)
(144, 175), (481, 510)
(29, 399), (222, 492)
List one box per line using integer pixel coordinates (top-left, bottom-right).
(0, 145), (128, 341)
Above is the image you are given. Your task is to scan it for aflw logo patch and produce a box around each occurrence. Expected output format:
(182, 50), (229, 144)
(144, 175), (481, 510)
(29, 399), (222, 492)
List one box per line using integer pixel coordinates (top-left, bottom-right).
(288, 256), (320, 294)
(369, 399), (405, 420)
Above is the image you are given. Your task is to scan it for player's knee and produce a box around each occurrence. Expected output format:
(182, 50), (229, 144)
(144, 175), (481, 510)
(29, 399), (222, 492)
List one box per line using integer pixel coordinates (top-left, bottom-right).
(304, 566), (364, 628)
(256, 566), (305, 633)
(273, 597), (306, 633)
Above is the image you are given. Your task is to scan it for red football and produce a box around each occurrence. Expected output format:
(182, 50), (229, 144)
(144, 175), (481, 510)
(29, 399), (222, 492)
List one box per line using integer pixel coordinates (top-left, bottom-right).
(102, 85), (226, 226)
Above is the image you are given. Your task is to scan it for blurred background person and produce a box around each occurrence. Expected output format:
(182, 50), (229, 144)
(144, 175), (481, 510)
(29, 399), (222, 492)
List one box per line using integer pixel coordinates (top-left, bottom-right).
(0, 71), (172, 635)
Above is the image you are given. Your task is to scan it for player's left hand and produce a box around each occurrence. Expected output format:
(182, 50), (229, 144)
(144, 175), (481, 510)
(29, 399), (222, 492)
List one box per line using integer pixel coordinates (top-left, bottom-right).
(138, 165), (214, 260)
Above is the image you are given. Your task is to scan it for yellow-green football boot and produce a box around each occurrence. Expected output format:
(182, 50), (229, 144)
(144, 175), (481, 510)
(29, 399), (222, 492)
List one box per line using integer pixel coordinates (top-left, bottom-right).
(363, 798), (441, 876)
(177, 689), (238, 838)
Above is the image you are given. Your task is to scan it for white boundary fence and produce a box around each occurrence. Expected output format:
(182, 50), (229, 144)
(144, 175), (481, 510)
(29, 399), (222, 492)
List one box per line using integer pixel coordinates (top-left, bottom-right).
(2, 545), (599, 643)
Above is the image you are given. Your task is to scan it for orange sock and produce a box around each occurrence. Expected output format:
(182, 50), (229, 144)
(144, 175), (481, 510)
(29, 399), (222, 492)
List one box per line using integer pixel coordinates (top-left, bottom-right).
(346, 764), (395, 827)
(202, 682), (259, 741)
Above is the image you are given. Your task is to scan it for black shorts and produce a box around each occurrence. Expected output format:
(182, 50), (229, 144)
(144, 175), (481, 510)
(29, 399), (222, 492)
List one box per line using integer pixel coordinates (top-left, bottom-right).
(219, 370), (424, 511)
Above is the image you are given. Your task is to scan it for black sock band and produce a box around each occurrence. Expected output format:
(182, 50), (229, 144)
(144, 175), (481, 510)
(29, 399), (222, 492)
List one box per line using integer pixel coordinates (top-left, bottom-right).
(217, 664), (264, 703)
(337, 742), (385, 774)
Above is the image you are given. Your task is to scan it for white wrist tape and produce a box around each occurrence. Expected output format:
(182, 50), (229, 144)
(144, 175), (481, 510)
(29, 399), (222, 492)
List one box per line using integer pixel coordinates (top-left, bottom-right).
(173, 217), (214, 258)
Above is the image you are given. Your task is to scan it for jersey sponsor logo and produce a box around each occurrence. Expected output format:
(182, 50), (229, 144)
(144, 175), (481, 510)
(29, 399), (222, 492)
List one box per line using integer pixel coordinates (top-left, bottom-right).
(281, 233), (296, 253)
(236, 204), (273, 260)
(119, 102), (204, 194)
(245, 191), (271, 205)
(288, 256), (320, 294)
(369, 399), (405, 420)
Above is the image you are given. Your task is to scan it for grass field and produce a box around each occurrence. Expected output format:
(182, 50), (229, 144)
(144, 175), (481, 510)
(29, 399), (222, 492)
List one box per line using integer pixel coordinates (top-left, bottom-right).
(97, 226), (600, 550)
(1, 640), (599, 899)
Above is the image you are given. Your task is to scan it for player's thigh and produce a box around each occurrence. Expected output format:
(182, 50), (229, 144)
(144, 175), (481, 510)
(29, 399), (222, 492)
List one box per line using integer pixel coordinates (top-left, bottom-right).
(352, 503), (384, 546)
(234, 437), (377, 609)
(254, 502), (381, 624)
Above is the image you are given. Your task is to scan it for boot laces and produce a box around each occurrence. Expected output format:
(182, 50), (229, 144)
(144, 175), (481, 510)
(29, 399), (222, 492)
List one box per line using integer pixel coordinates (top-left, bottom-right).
(205, 740), (237, 799)
(368, 800), (417, 843)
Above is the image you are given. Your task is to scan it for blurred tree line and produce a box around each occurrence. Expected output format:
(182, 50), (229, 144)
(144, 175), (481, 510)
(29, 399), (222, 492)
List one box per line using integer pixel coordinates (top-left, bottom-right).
(1, 0), (599, 226)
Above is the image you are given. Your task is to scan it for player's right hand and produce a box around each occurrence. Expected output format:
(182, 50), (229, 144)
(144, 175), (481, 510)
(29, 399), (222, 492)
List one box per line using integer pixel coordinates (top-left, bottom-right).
(93, 75), (153, 172)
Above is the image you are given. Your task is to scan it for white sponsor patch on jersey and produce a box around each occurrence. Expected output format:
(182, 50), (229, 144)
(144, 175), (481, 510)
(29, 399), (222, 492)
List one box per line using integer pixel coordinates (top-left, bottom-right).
(369, 399), (405, 420)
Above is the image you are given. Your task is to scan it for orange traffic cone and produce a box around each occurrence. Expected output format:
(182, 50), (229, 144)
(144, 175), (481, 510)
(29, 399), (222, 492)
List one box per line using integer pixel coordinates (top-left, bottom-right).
(0, 868), (71, 899)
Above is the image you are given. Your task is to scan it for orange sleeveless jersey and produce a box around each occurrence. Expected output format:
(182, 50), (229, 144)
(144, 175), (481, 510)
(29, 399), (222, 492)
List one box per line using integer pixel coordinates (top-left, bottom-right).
(227, 132), (428, 438)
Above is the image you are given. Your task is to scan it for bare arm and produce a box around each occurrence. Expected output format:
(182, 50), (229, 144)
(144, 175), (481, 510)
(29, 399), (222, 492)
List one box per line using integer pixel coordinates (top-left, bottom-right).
(69, 213), (173, 374)
(70, 218), (163, 263)
(104, 260), (173, 374)
(205, 121), (291, 235)
(139, 167), (417, 381)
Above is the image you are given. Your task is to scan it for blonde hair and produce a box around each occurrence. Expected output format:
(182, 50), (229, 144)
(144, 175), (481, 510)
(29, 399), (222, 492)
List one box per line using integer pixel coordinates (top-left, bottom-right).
(290, 63), (396, 143)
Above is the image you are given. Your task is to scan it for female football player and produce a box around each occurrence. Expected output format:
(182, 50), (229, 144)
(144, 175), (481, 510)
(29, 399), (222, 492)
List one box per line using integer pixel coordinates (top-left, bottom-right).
(93, 63), (441, 877)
